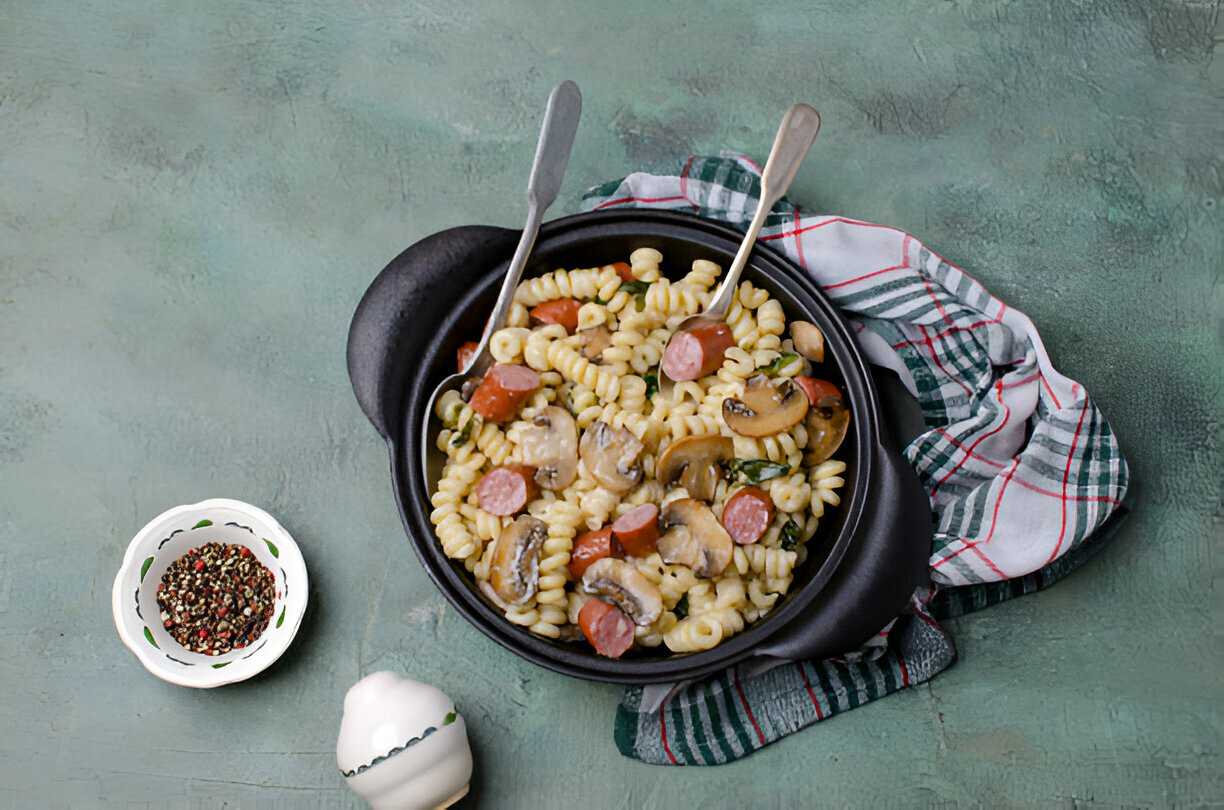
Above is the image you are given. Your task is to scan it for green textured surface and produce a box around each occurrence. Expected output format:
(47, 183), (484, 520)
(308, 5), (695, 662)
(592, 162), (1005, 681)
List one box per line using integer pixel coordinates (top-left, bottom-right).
(2, 1), (1220, 807)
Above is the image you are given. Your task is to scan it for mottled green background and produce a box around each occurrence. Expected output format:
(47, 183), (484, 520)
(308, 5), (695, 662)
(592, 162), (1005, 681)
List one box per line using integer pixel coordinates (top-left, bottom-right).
(1, 1), (1219, 807)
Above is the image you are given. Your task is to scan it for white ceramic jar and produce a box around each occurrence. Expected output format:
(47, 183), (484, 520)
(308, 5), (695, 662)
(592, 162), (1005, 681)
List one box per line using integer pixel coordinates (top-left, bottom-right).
(336, 671), (473, 809)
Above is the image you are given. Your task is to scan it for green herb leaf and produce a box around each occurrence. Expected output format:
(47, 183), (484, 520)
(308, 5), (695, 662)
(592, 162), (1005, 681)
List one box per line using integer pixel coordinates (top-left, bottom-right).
(276, 606), (286, 628)
(264, 539), (280, 558)
(618, 280), (651, 312)
(212, 661), (230, 669)
(673, 593), (690, 619)
(643, 371), (659, 400)
(757, 352), (801, 377)
(192, 519), (213, 529)
(722, 458), (791, 485)
(443, 710), (458, 726)
(780, 519), (802, 551)
(140, 556), (155, 582)
(450, 417), (474, 448)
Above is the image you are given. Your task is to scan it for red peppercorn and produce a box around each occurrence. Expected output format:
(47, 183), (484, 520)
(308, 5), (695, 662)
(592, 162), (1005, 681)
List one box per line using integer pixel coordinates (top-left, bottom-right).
(216, 606), (228, 617)
(193, 559), (205, 572)
(197, 629), (209, 639)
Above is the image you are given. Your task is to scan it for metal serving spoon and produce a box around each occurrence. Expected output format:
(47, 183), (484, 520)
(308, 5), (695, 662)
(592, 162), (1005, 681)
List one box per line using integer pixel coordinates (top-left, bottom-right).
(420, 79), (582, 481)
(658, 103), (821, 397)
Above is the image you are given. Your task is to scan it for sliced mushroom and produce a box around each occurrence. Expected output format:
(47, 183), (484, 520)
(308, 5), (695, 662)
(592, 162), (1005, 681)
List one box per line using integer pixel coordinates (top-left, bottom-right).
(722, 374), (810, 438)
(516, 405), (579, 490)
(803, 394), (851, 465)
(656, 434), (735, 501)
(578, 324), (613, 360)
(581, 557), (663, 626)
(489, 515), (548, 605)
(791, 320), (825, 363)
(579, 420), (644, 494)
(656, 498), (733, 578)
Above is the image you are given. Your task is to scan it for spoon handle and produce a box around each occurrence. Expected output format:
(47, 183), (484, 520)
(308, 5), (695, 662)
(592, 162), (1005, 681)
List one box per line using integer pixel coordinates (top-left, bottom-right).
(704, 103), (821, 318)
(468, 80), (583, 374)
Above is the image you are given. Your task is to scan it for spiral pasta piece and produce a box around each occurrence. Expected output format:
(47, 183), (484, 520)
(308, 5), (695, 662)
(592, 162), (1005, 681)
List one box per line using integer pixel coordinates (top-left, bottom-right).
(513, 266), (621, 306)
(733, 543), (798, 580)
(682, 258), (721, 291)
(489, 327), (532, 364)
(725, 296), (761, 351)
(629, 247), (663, 281)
(471, 419), (516, 467)
(429, 452), (486, 566)
(530, 500), (580, 638)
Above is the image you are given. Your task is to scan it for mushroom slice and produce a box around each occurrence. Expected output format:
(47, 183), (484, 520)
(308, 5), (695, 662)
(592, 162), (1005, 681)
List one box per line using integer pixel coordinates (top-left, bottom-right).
(581, 557), (663, 626)
(578, 324), (613, 360)
(657, 499), (733, 578)
(516, 405), (579, 490)
(489, 515), (548, 605)
(803, 394), (851, 465)
(722, 374), (810, 438)
(578, 420), (645, 494)
(656, 434), (735, 501)
(790, 320), (825, 363)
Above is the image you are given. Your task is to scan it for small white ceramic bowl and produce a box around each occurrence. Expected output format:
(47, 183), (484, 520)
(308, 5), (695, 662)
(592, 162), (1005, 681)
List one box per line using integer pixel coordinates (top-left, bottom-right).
(112, 498), (309, 688)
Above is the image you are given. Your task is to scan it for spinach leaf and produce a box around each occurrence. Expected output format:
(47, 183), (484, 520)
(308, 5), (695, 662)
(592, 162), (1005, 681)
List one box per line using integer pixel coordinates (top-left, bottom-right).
(450, 417), (474, 448)
(757, 352), (801, 377)
(722, 458), (791, 485)
(617, 280), (651, 295)
(780, 519), (802, 551)
(618, 280), (651, 312)
(643, 371), (659, 400)
(673, 593), (690, 619)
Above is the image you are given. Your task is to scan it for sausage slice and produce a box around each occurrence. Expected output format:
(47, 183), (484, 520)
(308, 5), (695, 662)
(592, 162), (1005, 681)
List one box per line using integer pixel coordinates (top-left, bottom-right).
(661, 322), (734, 381)
(568, 527), (622, 580)
(721, 486), (776, 545)
(467, 363), (540, 422)
(578, 598), (635, 659)
(529, 298), (582, 334)
(611, 503), (660, 557)
(476, 464), (539, 516)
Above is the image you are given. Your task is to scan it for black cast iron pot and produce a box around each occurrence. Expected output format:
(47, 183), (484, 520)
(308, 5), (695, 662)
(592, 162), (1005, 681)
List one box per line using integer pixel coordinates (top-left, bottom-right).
(347, 209), (932, 684)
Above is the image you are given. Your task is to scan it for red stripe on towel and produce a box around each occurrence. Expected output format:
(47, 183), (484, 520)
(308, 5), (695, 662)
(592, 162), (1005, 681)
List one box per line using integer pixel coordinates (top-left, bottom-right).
(795, 661), (824, 719)
(658, 694), (679, 765)
(1046, 395), (1090, 564)
(733, 673), (766, 744)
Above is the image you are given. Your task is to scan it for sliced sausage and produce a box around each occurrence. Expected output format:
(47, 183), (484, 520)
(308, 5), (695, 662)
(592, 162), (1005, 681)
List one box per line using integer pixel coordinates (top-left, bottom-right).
(721, 486), (776, 545)
(795, 376), (842, 407)
(660, 321), (734, 381)
(610, 261), (635, 282)
(578, 598), (636, 659)
(529, 298), (582, 334)
(567, 526), (621, 580)
(456, 341), (479, 372)
(476, 464), (539, 516)
(467, 363), (540, 422)
(611, 503), (660, 557)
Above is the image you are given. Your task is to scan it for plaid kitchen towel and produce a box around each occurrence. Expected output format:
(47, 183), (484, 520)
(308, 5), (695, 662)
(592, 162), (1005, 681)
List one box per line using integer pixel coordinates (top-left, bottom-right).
(581, 153), (1131, 765)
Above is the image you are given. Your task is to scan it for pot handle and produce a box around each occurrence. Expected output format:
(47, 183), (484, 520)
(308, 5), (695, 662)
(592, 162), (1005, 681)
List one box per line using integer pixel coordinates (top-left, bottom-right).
(346, 225), (519, 439)
(751, 367), (933, 662)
